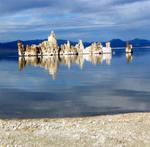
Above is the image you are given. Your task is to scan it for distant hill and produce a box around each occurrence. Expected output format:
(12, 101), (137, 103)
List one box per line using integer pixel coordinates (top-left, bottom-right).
(108, 39), (150, 48)
(108, 39), (126, 48)
(0, 40), (46, 50)
(129, 39), (150, 47)
(0, 38), (150, 50)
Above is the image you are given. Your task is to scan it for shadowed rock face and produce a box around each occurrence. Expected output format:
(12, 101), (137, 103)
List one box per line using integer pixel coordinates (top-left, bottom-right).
(17, 31), (113, 56)
(17, 41), (25, 56)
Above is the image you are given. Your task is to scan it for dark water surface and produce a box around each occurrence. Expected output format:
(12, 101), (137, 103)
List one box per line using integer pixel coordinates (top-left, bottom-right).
(0, 48), (150, 119)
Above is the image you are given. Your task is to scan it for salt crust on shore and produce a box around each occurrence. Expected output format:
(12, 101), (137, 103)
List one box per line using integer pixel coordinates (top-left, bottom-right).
(0, 113), (150, 147)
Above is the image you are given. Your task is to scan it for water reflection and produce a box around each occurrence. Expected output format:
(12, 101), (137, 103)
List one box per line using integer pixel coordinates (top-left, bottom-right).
(126, 53), (133, 64)
(19, 54), (112, 79)
(1, 49), (150, 119)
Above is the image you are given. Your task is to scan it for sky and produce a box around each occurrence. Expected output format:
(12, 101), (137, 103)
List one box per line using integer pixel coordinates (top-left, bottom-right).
(0, 0), (150, 42)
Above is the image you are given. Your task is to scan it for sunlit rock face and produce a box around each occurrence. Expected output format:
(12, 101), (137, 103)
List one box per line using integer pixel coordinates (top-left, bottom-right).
(25, 45), (38, 56)
(48, 31), (57, 45)
(85, 42), (103, 54)
(61, 41), (72, 55)
(102, 42), (112, 54)
(60, 41), (78, 55)
(39, 41), (48, 55)
(47, 31), (59, 55)
(126, 43), (133, 53)
(39, 31), (59, 56)
(17, 31), (113, 56)
(76, 40), (84, 54)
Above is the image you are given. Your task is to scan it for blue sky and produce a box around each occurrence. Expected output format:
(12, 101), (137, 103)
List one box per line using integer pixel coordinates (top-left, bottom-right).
(0, 0), (149, 42)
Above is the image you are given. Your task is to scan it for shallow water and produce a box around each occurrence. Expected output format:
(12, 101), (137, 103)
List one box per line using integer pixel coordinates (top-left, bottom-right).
(0, 48), (150, 118)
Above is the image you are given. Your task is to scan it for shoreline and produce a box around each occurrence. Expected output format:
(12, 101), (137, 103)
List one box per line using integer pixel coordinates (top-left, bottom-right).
(1, 112), (150, 146)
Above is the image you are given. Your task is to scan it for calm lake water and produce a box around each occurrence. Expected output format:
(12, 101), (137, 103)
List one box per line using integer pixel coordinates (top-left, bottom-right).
(0, 48), (150, 118)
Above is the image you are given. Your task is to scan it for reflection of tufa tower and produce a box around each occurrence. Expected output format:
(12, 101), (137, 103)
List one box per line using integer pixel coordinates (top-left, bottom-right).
(126, 53), (133, 63)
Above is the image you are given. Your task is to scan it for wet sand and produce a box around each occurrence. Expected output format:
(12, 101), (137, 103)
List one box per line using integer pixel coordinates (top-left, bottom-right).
(0, 113), (150, 147)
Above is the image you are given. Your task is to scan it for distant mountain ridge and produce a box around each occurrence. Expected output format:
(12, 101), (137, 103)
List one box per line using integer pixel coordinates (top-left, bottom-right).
(0, 38), (150, 50)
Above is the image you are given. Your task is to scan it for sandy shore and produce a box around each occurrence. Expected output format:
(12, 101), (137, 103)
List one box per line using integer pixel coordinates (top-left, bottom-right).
(0, 113), (150, 147)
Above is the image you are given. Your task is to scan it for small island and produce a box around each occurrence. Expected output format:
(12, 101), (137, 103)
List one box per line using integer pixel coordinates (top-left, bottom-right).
(17, 31), (112, 56)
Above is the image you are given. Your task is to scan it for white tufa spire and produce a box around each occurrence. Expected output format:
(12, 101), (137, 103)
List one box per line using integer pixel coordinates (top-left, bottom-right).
(48, 30), (57, 45)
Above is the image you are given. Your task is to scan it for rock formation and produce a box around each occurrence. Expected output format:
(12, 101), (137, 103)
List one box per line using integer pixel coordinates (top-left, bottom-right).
(39, 31), (59, 56)
(126, 43), (133, 53)
(25, 45), (38, 56)
(89, 42), (102, 54)
(17, 31), (112, 56)
(17, 41), (25, 56)
(75, 40), (84, 54)
(102, 42), (112, 54)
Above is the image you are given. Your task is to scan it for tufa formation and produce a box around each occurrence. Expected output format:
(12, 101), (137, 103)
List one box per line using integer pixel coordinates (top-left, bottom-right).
(18, 31), (113, 56)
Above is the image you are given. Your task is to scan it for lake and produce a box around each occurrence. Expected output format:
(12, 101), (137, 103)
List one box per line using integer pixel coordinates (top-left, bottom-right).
(0, 48), (150, 119)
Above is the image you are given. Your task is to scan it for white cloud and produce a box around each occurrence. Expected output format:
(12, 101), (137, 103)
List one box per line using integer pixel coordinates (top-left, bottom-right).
(0, 0), (149, 41)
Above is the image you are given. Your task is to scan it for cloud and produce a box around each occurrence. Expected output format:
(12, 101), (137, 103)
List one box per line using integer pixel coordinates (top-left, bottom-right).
(0, 0), (150, 42)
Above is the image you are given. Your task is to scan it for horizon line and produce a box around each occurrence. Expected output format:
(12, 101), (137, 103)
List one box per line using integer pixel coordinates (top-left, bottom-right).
(0, 38), (150, 44)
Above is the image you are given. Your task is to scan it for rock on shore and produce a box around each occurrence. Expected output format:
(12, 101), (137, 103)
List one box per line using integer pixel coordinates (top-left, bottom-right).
(0, 113), (150, 147)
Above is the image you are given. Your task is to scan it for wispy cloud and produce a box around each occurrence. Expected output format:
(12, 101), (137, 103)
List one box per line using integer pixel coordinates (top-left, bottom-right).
(0, 0), (149, 42)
